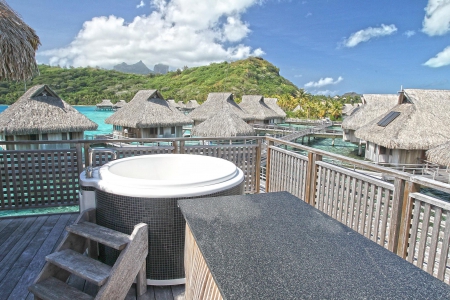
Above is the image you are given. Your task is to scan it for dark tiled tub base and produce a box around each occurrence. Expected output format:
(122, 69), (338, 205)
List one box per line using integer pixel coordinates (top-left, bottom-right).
(96, 182), (244, 283)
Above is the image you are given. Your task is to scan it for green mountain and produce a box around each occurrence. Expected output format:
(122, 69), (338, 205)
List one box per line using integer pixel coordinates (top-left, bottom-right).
(0, 57), (299, 105)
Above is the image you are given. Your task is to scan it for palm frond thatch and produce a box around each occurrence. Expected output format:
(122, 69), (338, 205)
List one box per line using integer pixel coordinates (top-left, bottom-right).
(355, 89), (450, 150)
(426, 142), (450, 167)
(113, 100), (127, 108)
(239, 95), (279, 120)
(0, 84), (98, 135)
(0, 1), (40, 81)
(263, 98), (286, 118)
(189, 93), (253, 122)
(105, 90), (193, 127)
(192, 106), (255, 137)
(185, 100), (200, 109)
(342, 94), (398, 130)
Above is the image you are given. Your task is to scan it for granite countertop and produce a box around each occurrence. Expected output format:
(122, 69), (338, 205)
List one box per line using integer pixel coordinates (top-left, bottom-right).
(178, 191), (450, 300)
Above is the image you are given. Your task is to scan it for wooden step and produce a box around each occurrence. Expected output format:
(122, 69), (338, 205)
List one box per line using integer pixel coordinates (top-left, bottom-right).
(46, 249), (112, 286)
(66, 221), (130, 250)
(28, 277), (93, 300)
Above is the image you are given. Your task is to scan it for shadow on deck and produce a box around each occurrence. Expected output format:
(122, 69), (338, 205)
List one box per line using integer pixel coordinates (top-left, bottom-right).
(0, 214), (185, 300)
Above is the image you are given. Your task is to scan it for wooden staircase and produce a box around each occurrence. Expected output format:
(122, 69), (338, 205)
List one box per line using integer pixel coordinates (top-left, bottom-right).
(28, 209), (148, 300)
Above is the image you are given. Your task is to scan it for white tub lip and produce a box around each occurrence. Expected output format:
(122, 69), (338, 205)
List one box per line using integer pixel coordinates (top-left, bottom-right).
(81, 154), (245, 198)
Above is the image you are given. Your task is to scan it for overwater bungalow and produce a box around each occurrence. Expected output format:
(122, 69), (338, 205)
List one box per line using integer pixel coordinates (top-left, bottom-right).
(113, 99), (127, 109)
(167, 99), (182, 110)
(192, 106), (256, 137)
(355, 89), (450, 165)
(426, 141), (450, 167)
(238, 95), (280, 125)
(105, 90), (193, 138)
(182, 99), (200, 112)
(0, 84), (97, 150)
(96, 99), (114, 110)
(342, 94), (397, 143)
(263, 97), (286, 123)
(189, 93), (253, 126)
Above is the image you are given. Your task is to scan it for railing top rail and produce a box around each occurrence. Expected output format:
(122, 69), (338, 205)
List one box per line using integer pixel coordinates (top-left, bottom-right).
(409, 192), (450, 211)
(0, 136), (265, 145)
(266, 136), (450, 194)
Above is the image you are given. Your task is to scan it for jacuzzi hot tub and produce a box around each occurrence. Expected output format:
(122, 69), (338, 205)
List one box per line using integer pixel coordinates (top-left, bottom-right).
(79, 154), (245, 285)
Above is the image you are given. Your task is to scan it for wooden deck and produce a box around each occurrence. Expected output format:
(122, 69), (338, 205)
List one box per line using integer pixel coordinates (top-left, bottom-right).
(0, 214), (185, 300)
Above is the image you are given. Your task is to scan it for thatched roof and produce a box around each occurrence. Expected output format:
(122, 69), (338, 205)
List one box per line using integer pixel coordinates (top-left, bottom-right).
(189, 93), (253, 122)
(355, 89), (450, 150)
(185, 100), (200, 109)
(264, 98), (286, 118)
(167, 99), (180, 109)
(96, 99), (113, 107)
(426, 142), (450, 167)
(239, 95), (279, 120)
(113, 100), (127, 108)
(105, 90), (193, 128)
(342, 94), (397, 130)
(192, 106), (256, 137)
(0, 1), (40, 81)
(0, 85), (97, 135)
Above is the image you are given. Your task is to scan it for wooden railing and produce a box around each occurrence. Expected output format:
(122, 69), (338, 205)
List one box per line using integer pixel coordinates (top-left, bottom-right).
(265, 136), (450, 284)
(0, 137), (263, 210)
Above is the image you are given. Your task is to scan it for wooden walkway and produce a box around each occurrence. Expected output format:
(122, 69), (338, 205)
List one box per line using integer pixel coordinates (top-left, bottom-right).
(0, 214), (185, 300)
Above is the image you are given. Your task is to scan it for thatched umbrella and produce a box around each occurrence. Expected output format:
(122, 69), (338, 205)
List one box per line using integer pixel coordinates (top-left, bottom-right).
(239, 95), (279, 121)
(355, 89), (450, 150)
(0, 1), (40, 81)
(192, 106), (255, 137)
(263, 98), (286, 118)
(342, 94), (397, 131)
(426, 142), (450, 167)
(189, 93), (253, 123)
(0, 84), (97, 135)
(105, 90), (192, 128)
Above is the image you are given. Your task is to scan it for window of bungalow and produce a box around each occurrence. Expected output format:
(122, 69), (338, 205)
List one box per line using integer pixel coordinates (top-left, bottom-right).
(150, 128), (157, 135)
(171, 127), (175, 134)
(30, 134), (38, 140)
(264, 120), (269, 124)
(159, 127), (163, 135)
(41, 133), (48, 140)
(379, 146), (389, 155)
(69, 132), (73, 140)
(61, 133), (67, 140)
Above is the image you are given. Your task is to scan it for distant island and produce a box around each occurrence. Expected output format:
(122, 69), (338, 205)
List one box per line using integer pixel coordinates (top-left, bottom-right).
(113, 61), (169, 75)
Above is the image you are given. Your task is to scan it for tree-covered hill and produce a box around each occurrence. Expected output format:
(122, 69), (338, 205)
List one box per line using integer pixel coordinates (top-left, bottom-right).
(0, 57), (299, 105)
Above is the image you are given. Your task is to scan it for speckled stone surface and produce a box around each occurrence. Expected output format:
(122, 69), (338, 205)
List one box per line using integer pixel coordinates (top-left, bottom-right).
(178, 192), (450, 300)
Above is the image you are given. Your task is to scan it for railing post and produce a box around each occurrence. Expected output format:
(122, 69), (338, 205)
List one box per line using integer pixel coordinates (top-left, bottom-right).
(265, 139), (274, 193)
(173, 140), (179, 154)
(179, 140), (185, 154)
(396, 181), (420, 258)
(305, 152), (322, 205)
(83, 143), (90, 167)
(255, 139), (262, 194)
(389, 178), (406, 253)
(76, 143), (83, 175)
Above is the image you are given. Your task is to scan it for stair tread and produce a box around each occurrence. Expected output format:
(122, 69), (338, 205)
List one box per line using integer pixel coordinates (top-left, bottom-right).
(28, 277), (93, 300)
(66, 221), (129, 250)
(46, 249), (112, 286)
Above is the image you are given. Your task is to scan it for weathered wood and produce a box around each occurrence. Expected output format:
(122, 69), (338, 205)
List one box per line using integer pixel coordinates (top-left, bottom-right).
(29, 277), (94, 300)
(388, 178), (406, 253)
(95, 223), (148, 300)
(397, 182), (420, 257)
(407, 199), (422, 263)
(46, 249), (112, 286)
(437, 211), (450, 281)
(136, 261), (147, 297)
(154, 286), (175, 300)
(417, 203), (432, 268)
(66, 221), (130, 250)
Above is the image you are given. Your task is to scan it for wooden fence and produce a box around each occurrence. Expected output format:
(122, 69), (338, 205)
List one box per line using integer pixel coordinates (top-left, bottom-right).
(265, 136), (450, 284)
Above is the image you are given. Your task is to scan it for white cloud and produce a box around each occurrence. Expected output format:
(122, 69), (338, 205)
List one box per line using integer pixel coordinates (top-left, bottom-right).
(342, 24), (397, 48)
(315, 90), (338, 96)
(422, 0), (450, 36)
(294, 74), (302, 78)
(404, 30), (416, 37)
(424, 46), (450, 67)
(304, 76), (343, 88)
(305, 12), (312, 18)
(40, 0), (264, 69)
(137, 1), (145, 8)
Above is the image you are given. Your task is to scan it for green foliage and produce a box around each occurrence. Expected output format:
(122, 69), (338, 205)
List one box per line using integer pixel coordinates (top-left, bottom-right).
(0, 57), (299, 105)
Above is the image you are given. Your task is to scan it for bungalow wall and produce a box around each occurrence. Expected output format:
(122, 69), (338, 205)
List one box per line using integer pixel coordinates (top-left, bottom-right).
(342, 129), (359, 143)
(364, 142), (426, 165)
(1, 132), (83, 150)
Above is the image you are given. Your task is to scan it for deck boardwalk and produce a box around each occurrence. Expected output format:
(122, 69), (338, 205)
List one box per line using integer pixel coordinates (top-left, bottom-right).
(0, 214), (185, 300)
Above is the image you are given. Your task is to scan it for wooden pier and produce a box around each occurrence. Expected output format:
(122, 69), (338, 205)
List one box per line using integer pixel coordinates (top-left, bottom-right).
(0, 214), (185, 300)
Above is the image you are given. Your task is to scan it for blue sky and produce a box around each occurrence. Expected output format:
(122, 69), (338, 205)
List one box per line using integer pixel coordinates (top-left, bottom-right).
(8, 0), (450, 95)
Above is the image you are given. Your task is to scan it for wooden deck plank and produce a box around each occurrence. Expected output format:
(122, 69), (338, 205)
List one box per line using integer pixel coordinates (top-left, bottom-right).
(0, 216), (43, 270)
(172, 285), (186, 300)
(0, 217), (37, 267)
(154, 286), (174, 300)
(0, 218), (13, 233)
(6, 214), (74, 300)
(0, 218), (29, 248)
